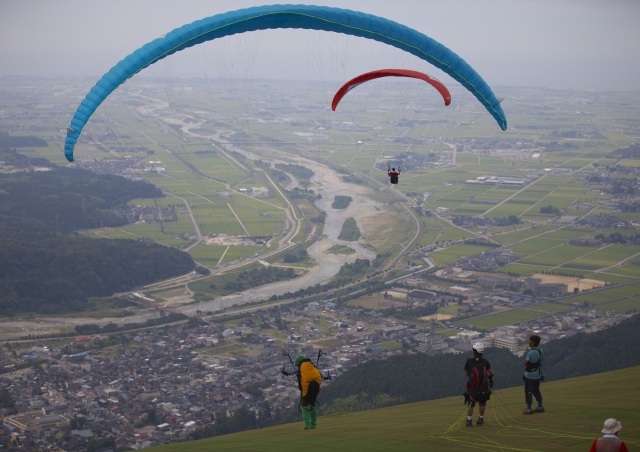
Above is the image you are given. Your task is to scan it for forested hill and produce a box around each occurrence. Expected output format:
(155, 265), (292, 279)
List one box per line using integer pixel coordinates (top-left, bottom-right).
(0, 149), (195, 315)
(320, 314), (640, 413)
(0, 152), (162, 232)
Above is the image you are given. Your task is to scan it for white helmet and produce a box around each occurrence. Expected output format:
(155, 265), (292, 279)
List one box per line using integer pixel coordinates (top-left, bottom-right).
(472, 342), (485, 353)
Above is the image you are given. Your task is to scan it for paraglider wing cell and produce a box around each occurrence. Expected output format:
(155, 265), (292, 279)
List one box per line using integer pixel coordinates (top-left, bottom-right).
(64, 4), (507, 162)
(331, 68), (452, 110)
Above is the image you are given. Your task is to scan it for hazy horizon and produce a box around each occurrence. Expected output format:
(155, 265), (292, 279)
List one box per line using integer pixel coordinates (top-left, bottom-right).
(2, 0), (640, 92)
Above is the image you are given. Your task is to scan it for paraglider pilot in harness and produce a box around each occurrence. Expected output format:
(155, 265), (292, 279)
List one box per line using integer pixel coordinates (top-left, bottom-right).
(281, 351), (331, 430)
(388, 166), (401, 185)
(463, 342), (495, 426)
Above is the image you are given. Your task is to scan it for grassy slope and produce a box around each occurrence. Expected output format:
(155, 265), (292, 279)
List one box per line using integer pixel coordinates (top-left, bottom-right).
(149, 366), (640, 452)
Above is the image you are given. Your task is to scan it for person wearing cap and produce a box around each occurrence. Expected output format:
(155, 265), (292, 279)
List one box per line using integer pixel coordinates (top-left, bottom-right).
(523, 334), (544, 414)
(281, 355), (327, 430)
(463, 342), (494, 426)
(589, 418), (628, 452)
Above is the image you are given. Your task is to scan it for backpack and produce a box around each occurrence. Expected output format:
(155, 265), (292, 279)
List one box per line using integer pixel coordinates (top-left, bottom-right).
(298, 360), (323, 407)
(467, 357), (490, 393)
(390, 172), (399, 184)
(525, 348), (543, 372)
(299, 361), (322, 397)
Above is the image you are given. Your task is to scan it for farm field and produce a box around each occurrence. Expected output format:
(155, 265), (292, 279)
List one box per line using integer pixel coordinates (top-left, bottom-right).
(3, 77), (640, 318)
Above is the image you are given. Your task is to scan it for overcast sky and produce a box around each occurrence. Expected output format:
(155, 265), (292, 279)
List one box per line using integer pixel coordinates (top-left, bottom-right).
(2, 0), (639, 91)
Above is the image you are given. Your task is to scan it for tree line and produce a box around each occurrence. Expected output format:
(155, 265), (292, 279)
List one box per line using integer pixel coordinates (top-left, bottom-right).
(184, 314), (640, 440)
(320, 313), (640, 413)
(0, 152), (195, 315)
(0, 159), (163, 232)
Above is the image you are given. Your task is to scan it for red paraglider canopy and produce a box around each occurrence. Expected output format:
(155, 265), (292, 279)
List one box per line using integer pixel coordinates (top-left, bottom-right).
(331, 68), (452, 111)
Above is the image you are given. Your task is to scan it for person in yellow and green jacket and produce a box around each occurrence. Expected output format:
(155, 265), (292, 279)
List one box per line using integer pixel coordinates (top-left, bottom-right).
(281, 355), (329, 430)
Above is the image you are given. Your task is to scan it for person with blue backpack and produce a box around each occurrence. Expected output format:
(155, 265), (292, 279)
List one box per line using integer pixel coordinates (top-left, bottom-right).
(463, 342), (495, 426)
(523, 334), (545, 414)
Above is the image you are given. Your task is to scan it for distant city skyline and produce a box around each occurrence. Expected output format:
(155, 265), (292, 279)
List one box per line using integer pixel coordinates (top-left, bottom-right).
(1, 0), (640, 91)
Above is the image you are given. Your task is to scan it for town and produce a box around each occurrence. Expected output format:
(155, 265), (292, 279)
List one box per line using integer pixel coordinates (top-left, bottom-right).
(0, 272), (633, 450)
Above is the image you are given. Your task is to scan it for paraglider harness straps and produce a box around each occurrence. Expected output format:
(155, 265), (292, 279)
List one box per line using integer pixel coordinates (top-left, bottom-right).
(284, 350), (327, 412)
(525, 349), (544, 381)
(388, 166), (400, 184)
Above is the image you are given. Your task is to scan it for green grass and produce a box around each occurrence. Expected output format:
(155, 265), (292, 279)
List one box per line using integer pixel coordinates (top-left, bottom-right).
(148, 366), (640, 452)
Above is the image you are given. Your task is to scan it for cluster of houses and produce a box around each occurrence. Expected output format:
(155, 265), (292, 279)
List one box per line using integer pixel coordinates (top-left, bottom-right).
(1, 288), (635, 449)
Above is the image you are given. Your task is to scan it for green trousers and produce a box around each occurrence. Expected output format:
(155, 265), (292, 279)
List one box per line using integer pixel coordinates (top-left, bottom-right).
(301, 405), (317, 429)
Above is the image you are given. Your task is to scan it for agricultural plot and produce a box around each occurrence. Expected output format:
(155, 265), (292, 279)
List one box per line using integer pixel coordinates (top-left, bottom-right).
(8, 78), (640, 320)
(431, 226), (469, 244)
(417, 220), (443, 246)
(538, 228), (593, 241)
(596, 262), (640, 278)
(452, 308), (548, 331)
(492, 224), (558, 245)
(591, 294), (640, 314)
(556, 281), (640, 306)
(517, 243), (599, 268)
(452, 205), (490, 216)
(562, 244), (640, 272)
(428, 243), (495, 266)
(510, 237), (567, 257)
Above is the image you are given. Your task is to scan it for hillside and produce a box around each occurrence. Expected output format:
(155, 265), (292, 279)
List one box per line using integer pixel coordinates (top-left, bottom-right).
(148, 366), (640, 451)
(319, 314), (640, 412)
(0, 150), (196, 315)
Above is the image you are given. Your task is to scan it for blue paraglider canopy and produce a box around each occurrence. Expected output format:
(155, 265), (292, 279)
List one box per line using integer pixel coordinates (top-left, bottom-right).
(64, 4), (507, 162)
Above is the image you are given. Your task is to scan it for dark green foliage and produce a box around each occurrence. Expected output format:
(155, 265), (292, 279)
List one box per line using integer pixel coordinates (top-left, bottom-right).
(540, 205), (561, 214)
(321, 348), (522, 409)
(618, 201), (640, 212)
(608, 143), (640, 158)
(195, 265), (211, 275)
(283, 247), (308, 263)
(274, 163), (314, 180)
(221, 266), (296, 294)
(595, 231), (640, 245)
(0, 164), (163, 232)
(0, 221), (195, 315)
(0, 131), (47, 148)
(333, 258), (370, 282)
(0, 161), (194, 315)
(542, 314), (640, 378)
(310, 211), (326, 224)
(86, 437), (116, 452)
(0, 388), (16, 409)
(332, 195), (353, 209)
(321, 314), (640, 413)
(338, 217), (360, 241)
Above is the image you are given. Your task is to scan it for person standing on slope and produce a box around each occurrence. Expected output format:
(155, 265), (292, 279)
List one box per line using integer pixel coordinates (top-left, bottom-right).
(281, 355), (330, 430)
(464, 342), (495, 426)
(523, 334), (544, 414)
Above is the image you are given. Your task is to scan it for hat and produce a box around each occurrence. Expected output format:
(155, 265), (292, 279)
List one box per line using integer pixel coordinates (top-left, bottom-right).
(601, 418), (622, 434)
(295, 355), (306, 366)
(472, 342), (485, 353)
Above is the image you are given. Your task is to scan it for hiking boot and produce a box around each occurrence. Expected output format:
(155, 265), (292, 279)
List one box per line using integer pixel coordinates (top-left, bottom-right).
(476, 418), (484, 426)
(534, 407), (545, 413)
(523, 408), (534, 415)
(465, 419), (473, 427)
